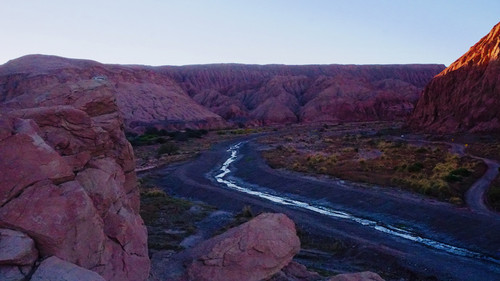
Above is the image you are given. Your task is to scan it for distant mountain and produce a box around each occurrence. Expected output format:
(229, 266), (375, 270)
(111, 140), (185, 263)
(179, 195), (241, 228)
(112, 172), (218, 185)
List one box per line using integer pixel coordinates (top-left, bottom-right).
(408, 22), (500, 133)
(0, 55), (444, 132)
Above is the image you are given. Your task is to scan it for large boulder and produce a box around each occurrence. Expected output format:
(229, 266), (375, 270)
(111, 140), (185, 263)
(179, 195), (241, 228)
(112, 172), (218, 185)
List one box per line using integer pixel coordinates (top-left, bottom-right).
(0, 229), (38, 266)
(0, 80), (149, 280)
(186, 213), (300, 281)
(31, 256), (106, 281)
(157, 213), (301, 281)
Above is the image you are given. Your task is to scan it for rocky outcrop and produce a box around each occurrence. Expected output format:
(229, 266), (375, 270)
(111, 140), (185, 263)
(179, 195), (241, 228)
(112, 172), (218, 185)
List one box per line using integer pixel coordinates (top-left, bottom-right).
(408, 22), (500, 133)
(0, 80), (149, 280)
(0, 55), (227, 132)
(156, 213), (301, 281)
(0, 55), (444, 132)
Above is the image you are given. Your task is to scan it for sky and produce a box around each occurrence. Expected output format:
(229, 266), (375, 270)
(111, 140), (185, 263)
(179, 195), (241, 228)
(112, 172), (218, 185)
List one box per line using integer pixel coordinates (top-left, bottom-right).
(1, 0), (499, 67)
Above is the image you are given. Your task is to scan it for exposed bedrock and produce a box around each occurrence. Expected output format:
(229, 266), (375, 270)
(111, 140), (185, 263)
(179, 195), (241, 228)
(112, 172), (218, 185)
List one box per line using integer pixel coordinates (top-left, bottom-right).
(408, 22), (500, 133)
(0, 80), (149, 280)
(0, 55), (444, 132)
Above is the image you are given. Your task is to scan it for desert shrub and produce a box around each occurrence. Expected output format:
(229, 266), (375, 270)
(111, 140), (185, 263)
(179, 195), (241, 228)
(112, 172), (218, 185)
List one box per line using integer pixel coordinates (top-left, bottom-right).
(157, 142), (179, 156)
(488, 185), (500, 210)
(416, 147), (428, 153)
(450, 167), (472, 177)
(443, 168), (472, 182)
(144, 126), (160, 135)
(407, 162), (424, 173)
(156, 137), (167, 144)
(449, 196), (464, 205)
(141, 187), (167, 198)
(185, 128), (208, 138)
(444, 173), (462, 182)
(238, 205), (254, 218)
(307, 154), (325, 165)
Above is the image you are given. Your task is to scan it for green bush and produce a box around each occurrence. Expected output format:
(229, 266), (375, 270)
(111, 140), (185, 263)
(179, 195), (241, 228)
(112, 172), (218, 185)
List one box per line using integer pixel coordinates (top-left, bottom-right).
(407, 162), (424, 173)
(444, 173), (462, 182)
(444, 168), (471, 182)
(416, 147), (428, 153)
(157, 142), (179, 156)
(450, 168), (472, 177)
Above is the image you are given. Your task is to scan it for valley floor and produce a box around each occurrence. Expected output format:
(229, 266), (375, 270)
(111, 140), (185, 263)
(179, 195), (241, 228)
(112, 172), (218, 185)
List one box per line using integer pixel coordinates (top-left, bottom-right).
(136, 123), (500, 280)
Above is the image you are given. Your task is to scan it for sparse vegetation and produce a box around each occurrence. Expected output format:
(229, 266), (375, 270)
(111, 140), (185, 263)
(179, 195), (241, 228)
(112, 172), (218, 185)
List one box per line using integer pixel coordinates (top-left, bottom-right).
(128, 127), (209, 146)
(139, 179), (215, 252)
(157, 142), (179, 156)
(261, 127), (485, 203)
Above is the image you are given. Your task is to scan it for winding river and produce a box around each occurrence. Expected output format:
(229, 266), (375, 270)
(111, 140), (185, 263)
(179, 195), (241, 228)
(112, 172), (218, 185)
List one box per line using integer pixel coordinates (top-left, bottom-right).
(214, 142), (500, 266)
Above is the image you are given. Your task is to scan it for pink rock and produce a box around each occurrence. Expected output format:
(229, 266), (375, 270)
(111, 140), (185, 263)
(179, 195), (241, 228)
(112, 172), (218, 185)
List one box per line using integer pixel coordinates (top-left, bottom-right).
(270, 261), (322, 281)
(0, 180), (106, 269)
(185, 213), (301, 281)
(31, 256), (106, 281)
(327, 271), (385, 281)
(0, 118), (74, 206)
(0, 229), (38, 265)
(0, 79), (149, 280)
(0, 265), (28, 281)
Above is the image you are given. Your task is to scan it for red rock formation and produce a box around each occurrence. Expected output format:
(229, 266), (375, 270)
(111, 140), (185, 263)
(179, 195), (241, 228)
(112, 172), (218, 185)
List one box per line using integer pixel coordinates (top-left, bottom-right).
(0, 55), (227, 133)
(0, 80), (149, 280)
(162, 63), (444, 126)
(186, 213), (300, 281)
(0, 55), (444, 132)
(408, 22), (500, 133)
(156, 213), (301, 281)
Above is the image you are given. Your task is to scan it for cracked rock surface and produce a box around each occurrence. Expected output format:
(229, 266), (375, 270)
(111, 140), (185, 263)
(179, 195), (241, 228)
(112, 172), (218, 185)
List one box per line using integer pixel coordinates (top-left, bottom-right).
(0, 78), (149, 280)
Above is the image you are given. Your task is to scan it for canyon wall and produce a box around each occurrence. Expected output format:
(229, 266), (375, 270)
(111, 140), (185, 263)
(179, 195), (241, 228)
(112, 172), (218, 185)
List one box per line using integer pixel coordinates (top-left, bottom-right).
(408, 22), (500, 133)
(0, 79), (149, 280)
(0, 55), (444, 132)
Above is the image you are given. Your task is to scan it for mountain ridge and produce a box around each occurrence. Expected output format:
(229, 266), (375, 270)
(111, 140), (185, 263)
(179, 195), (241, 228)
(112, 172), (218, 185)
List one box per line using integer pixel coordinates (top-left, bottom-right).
(1, 54), (445, 132)
(408, 22), (500, 133)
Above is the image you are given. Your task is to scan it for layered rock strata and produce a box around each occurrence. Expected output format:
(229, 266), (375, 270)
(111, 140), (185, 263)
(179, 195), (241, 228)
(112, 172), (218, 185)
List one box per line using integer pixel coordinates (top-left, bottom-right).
(0, 79), (149, 280)
(0, 55), (444, 132)
(409, 22), (500, 133)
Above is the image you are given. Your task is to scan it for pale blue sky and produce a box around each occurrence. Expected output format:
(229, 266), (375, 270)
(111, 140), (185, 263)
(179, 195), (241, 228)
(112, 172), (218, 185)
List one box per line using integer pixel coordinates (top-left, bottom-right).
(1, 0), (499, 66)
